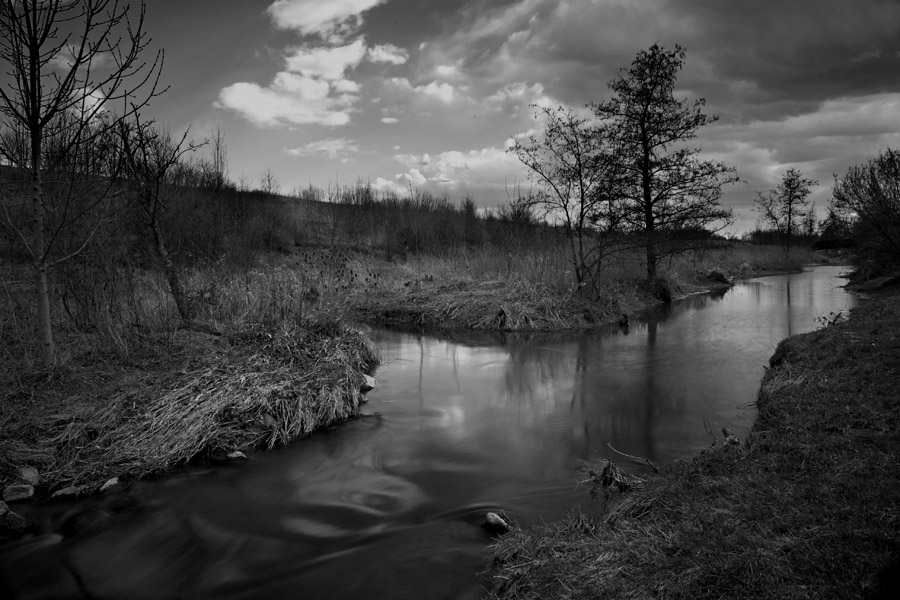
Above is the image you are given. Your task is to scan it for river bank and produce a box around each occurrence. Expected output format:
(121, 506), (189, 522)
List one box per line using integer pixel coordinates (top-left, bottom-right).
(0, 321), (379, 531)
(486, 285), (900, 599)
(0, 244), (808, 538)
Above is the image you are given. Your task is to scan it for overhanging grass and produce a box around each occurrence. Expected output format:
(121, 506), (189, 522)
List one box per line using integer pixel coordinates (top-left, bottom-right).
(487, 289), (900, 599)
(0, 321), (379, 492)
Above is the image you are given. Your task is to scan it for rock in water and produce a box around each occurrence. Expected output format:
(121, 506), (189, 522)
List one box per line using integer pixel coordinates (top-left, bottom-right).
(99, 477), (119, 493)
(360, 374), (376, 393)
(51, 486), (81, 500)
(1, 510), (33, 536)
(2, 484), (34, 503)
(227, 451), (247, 460)
(483, 512), (510, 535)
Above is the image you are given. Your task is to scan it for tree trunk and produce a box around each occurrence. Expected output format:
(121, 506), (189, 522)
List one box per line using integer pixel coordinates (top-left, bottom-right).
(151, 223), (189, 323)
(642, 128), (657, 281)
(31, 154), (55, 365)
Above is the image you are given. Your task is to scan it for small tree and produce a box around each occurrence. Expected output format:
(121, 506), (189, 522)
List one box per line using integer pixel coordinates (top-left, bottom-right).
(754, 168), (817, 251)
(260, 168), (280, 197)
(119, 117), (200, 323)
(802, 201), (818, 238)
(0, 0), (162, 365)
(593, 44), (737, 280)
(514, 104), (624, 297)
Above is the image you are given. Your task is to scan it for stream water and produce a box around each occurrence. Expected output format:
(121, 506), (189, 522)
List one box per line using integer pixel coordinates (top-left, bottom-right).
(0, 266), (857, 599)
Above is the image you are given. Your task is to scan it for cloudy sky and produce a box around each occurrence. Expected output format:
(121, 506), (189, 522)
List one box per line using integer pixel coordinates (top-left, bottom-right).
(144, 0), (900, 233)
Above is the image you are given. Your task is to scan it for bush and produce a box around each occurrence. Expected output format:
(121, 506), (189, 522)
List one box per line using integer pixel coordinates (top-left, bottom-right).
(833, 148), (900, 277)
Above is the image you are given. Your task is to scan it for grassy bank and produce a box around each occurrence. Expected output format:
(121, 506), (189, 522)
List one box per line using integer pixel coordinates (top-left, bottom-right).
(487, 287), (900, 599)
(351, 243), (810, 332)
(0, 253), (380, 500)
(0, 323), (378, 496)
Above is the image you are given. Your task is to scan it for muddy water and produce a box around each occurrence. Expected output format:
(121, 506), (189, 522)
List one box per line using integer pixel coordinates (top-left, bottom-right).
(0, 266), (856, 599)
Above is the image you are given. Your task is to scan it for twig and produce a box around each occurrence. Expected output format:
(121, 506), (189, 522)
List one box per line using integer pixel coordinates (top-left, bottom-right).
(606, 442), (660, 474)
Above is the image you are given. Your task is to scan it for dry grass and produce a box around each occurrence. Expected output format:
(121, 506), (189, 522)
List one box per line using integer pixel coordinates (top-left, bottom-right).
(351, 246), (652, 332)
(487, 289), (900, 600)
(0, 322), (379, 493)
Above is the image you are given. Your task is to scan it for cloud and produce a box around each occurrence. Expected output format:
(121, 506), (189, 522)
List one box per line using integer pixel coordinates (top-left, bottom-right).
(435, 64), (461, 78)
(285, 137), (360, 158)
(418, 0), (900, 124)
(381, 117), (399, 124)
(486, 81), (557, 111)
(267, 0), (387, 40)
(216, 73), (353, 127)
(419, 81), (455, 103)
(371, 176), (411, 197)
(368, 43), (409, 65)
(392, 145), (527, 191)
(218, 34), (371, 127)
(285, 40), (367, 80)
(389, 78), (456, 103)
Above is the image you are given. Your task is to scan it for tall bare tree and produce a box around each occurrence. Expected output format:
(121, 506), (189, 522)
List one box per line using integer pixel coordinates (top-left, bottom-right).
(593, 44), (737, 280)
(0, 0), (162, 365)
(514, 104), (625, 297)
(754, 168), (817, 251)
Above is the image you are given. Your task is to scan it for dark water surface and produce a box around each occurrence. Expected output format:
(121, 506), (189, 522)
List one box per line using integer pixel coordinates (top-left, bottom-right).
(1, 266), (857, 599)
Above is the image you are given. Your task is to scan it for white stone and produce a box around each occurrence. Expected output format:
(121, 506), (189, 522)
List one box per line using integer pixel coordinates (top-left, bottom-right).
(226, 451), (247, 460)
(2, 484), (34, 503)
(99, 477), (119, 493)
(19, 466), (39, 486)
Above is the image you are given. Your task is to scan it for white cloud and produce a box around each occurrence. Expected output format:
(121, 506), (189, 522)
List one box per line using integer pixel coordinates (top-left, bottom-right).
(368, 43), (409, 65)
(405, 168), (428, 186)
(486, 81), (552, 107)
(372, 176), (411, 197)
(381, 117), (399, 124)
(216, 73), (353, 127)
(393, 145), (526, 189)
(435, 64), (461, 78)
(387, 78), (456, 103)
(419, 81), (455, 103)
(331, 79), (360, 93)
(219, 37), (370, 127)
(267, 0), (387, 40)
(285, 137), (360, 158)
(285, 40), (367, 80)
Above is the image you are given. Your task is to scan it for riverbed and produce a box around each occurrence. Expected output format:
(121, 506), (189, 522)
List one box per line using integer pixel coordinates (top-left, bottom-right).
(0, 266), (857, 599)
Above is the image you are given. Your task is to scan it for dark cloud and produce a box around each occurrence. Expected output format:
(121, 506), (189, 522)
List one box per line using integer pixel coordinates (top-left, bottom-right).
(678, 0), (900, 121)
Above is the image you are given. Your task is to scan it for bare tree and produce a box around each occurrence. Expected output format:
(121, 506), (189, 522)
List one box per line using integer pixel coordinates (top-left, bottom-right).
(208, 127), (229, 191)
(754, 168), (817, 251)
(260, 168), (280, 197)
(832, 148), (900, 267)
(119, 117), (200, 324)
(0, 0), (163, 365)
(593, 44), (737, 280)
(514, 104), (624, 297)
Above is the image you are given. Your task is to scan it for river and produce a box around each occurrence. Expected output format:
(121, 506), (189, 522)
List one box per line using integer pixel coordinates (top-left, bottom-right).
(0, 266), (857, 599)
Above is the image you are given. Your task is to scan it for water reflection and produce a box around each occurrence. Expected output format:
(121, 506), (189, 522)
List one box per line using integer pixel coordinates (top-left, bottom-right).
(0, 266), (856, 600)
